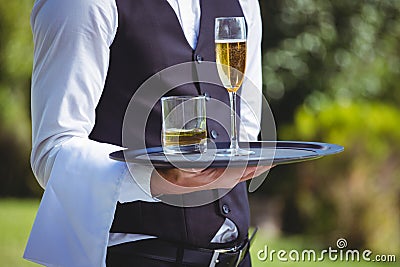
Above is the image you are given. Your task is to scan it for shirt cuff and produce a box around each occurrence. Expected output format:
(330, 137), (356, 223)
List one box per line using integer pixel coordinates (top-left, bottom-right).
(118, 163), (159, 203)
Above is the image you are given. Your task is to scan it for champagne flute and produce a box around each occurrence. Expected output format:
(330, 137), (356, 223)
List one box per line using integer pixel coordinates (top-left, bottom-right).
(215, 17), (253, 156)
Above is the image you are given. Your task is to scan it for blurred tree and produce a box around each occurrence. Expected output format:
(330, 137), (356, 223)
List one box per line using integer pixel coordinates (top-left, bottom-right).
(280, 102), (400, 254)
(259, 0), (400, 254)
(0, 0), (40, 197)
(261, 0), (400, 122)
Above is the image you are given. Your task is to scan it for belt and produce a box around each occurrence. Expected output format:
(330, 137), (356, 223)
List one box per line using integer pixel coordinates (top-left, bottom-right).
(109, 228), (257, 267)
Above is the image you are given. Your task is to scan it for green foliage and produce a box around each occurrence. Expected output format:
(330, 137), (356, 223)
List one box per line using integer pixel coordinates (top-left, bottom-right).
(0, 0), (34, 80)
(279, 101), (400, 254)
(259, 0), (400, 255)
(261, 0), (400, 122)
(0, 0), (40, 197)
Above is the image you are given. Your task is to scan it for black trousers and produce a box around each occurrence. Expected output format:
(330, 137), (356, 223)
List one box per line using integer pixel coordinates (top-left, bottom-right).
(106, 241), (251, 267)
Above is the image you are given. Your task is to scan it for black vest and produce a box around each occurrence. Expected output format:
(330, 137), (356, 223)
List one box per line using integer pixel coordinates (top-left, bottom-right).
(90, 0), (250, 248)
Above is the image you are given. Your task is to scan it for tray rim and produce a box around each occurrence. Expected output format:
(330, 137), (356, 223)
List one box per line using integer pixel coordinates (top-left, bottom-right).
(109, 141), (344, 168)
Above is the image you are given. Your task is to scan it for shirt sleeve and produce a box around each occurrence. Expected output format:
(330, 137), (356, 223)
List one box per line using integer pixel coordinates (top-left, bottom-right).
(25, 1), (156, 265)
(30, 0), (155, 201)
(239, 0), (263, 141)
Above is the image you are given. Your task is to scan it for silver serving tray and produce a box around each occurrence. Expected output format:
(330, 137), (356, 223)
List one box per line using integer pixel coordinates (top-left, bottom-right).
(109, 141), (344, 168)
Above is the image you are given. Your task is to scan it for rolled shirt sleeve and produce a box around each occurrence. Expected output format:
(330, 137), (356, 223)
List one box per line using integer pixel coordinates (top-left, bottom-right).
(25, 0), (155, 266)
(29, 0), (154, 199)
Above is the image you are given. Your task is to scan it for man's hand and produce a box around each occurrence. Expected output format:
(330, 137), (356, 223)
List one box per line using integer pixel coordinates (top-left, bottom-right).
(150, 165), (272, 196)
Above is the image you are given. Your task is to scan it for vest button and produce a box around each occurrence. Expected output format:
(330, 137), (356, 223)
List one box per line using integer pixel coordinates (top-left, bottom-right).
(210, 129), (219, 139)
(195, 54), (203, 63)
(204, 92), (211, 101)
(222, 204), (230, 214)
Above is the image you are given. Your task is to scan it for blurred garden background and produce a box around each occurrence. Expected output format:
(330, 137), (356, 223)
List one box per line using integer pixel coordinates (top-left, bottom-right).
(0, 0), (399, 266)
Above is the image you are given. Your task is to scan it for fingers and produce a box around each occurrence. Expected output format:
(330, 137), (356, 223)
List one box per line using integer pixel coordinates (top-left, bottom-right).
(151, 164), (274, 195)
(238, 165), (273, 183)
(252, 165), (274, 177)
(180, 168), (208, 173)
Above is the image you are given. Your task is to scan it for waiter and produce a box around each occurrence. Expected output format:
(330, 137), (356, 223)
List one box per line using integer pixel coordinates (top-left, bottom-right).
(25, 0), (267, 266)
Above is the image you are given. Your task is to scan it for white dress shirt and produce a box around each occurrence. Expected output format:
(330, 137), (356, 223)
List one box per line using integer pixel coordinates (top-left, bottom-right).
(24, 0), (263, 266)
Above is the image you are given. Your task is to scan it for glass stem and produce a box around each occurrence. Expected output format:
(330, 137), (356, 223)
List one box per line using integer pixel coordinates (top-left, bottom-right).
(229, 91), (239, 154)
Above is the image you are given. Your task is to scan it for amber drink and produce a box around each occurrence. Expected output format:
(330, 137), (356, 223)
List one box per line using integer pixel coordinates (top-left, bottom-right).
(161, 96), (207, 154)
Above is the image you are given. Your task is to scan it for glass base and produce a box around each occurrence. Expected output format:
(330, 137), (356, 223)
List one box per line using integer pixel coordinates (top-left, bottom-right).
(163, 140), (207, 155)
(216, 147), (255, 157)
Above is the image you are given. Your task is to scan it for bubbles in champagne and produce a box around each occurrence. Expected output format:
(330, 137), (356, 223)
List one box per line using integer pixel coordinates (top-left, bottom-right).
(215, 40), (246, 92)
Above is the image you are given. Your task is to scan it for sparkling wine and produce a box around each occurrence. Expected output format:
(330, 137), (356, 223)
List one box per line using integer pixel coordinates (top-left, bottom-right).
(215, 40), (246, 92)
